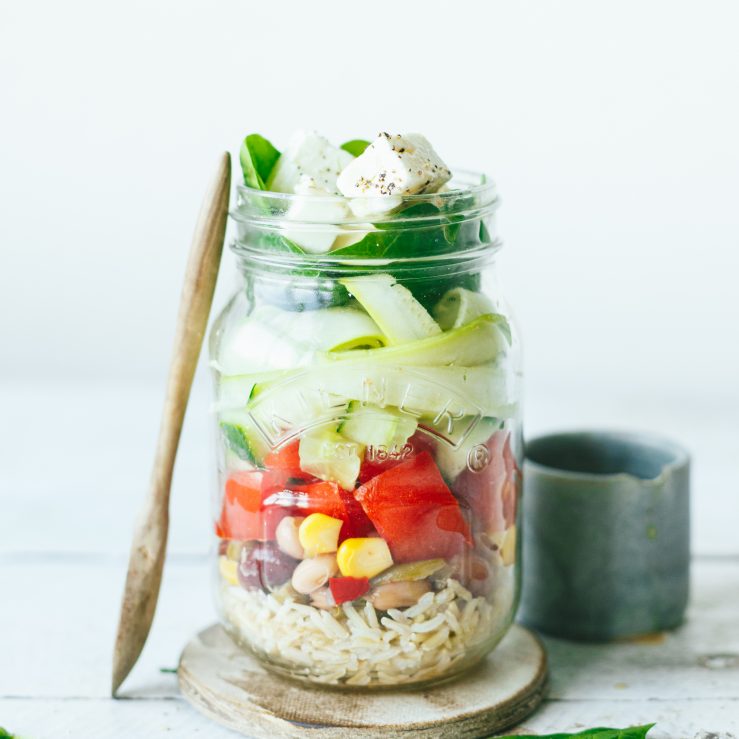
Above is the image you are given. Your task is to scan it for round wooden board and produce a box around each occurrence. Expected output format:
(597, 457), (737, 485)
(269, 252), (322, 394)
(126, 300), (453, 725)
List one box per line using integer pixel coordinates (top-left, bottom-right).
(178, 623), (547, 738)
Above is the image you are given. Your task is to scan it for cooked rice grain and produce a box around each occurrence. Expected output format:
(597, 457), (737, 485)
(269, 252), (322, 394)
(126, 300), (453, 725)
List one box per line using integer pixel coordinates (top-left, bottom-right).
(221, 576), (513, 687)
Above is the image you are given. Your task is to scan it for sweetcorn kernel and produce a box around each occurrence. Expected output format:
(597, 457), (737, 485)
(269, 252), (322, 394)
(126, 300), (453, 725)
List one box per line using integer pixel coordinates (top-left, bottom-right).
(219, 556), (239, 586)
(298, 513), (343, 558)
(501, 525), (517, 566)
(337, 537), (393, 579)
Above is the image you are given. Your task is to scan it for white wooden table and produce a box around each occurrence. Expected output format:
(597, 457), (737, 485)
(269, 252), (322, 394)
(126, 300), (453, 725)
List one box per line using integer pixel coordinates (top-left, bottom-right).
(2, 380), (738, 737)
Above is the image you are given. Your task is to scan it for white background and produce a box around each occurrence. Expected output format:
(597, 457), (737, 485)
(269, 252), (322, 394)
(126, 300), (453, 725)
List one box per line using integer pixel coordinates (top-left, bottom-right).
(2, 0), (738, 554)
(2, 3), (739, 737)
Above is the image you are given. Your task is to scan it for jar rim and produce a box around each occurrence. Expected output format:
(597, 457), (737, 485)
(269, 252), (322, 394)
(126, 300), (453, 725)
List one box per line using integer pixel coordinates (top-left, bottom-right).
(231, 169), (498, 225)
(230, 239), (503, 271)
(229, 168), (501, 268)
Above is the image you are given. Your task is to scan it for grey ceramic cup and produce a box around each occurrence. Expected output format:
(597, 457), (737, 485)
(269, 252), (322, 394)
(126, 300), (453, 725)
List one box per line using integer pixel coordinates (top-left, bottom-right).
(518, 430), (690, 642)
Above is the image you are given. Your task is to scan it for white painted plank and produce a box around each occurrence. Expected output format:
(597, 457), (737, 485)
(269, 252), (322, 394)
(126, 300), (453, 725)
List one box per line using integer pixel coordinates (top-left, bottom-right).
(1, 557), (739, 736)
(0, 556), (212, 699)
(0, 381), (214, 556)
(2, 558), (738, 702)
(0, 696), (737, 738)
(542, 557), (739, 700)
(517, 698), (739, 737)
(0, 698), (239, 739)
(1, 380), (737, 558)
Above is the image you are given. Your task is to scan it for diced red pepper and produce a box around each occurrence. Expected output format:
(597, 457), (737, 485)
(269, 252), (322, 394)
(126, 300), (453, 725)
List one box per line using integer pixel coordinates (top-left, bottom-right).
(329, 576), (370, 605)
(263, 439), (303, 478)
(354, 451), (472, 562)
(216, 470), (290, 541)
(289, 480), (348, 520)
(454, 430), (519, 534)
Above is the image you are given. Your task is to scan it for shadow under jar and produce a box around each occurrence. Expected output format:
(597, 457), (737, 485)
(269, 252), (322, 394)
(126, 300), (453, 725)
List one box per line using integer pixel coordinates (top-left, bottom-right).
(208, 172), (523, 689)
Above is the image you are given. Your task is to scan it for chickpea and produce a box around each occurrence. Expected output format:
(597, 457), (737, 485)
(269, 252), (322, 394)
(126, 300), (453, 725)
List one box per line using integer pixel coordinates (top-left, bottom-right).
(275, 516), (305, 560)
(291, 554), (339, 595)
(310, 587), (336, 610)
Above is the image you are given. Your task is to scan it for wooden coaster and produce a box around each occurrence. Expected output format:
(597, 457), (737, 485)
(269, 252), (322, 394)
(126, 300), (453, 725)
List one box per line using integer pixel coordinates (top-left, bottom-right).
(178, 623), (547, 738)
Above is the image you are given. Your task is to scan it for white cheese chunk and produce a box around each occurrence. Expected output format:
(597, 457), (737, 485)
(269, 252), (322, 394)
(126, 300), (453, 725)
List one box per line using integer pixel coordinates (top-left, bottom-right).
(267, 130), (353, 194)
(347, 195), (403, 219)
(283, 176), (348, 253)
(336, 132), (452, 198)
(332, 223), (372, 250)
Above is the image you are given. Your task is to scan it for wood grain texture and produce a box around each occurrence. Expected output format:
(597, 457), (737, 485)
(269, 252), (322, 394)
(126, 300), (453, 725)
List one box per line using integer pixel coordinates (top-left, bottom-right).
(111, 153), (231, 696)
(177, 624), (547, 738)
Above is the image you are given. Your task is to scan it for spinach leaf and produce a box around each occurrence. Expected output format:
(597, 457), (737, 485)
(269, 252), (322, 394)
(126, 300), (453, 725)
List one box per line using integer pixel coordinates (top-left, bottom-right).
(326, 198), (486, 310)
(493, 725), (655, 739)
(257, 231), (305, 255)
(340, 139), (371, 157)
(240, 134), (281, 189)
(331, 203), (457, 259)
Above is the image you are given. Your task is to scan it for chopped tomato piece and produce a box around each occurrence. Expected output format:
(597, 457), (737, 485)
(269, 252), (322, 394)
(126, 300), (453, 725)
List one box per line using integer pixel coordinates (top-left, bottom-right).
(358, 431), (433, 483)
(263, 439), (303, 477)
(290, 480), (348, 520)
(338, 488), (375, 540)
(329, 576), (370, 605)
(354, 451), (472, 562)
(217, 470), (290, 541)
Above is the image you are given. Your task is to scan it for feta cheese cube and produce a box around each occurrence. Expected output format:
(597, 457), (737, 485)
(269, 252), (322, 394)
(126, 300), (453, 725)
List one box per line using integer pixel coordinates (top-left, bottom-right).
(336, 132), (452, 198)
(267, 130), (354, 194)
(347, 195), (403, 219)
(332, 223), (372, 250)
(283, 176), (349, 253)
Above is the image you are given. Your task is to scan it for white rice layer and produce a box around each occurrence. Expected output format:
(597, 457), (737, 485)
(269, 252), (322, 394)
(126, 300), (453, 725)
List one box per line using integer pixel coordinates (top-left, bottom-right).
(221, 575), (514, 687)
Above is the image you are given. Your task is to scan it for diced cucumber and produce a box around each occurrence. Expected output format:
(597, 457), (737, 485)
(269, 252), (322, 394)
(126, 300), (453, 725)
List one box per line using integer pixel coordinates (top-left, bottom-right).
(339, 402), (417, 448)
(434, 416), (502, 481)
(432, 287), (497, 331)
(325, 313), (510, 368)
(339, 274), (441, 345)
(298, 428), (364, 490)
(215, 305), (387, 375)
(218, 409), (271, 467)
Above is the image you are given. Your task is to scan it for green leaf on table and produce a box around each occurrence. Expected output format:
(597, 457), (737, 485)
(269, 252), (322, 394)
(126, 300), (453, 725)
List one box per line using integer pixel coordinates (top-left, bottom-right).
(492, 724), (655, 739)
(340, 139), (371, 157)
(240, 133), (281, 189)
(0, 729), (17, 738)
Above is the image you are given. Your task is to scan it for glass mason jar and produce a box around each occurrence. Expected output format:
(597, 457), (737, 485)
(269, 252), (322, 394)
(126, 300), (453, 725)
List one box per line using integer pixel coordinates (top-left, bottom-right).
(208, 171), (522, 689)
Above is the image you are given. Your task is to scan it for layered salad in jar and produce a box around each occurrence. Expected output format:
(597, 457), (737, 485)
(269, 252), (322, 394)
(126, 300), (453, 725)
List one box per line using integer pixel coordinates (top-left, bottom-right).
(209, 130), (521, 688)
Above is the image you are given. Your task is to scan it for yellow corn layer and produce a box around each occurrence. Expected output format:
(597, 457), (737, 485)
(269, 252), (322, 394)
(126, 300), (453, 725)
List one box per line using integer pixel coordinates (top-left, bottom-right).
(501, 525), (517, 566)
(298, 513), (343, 558)
(219, 556), (239, 586)
(337, 537), (393, 579)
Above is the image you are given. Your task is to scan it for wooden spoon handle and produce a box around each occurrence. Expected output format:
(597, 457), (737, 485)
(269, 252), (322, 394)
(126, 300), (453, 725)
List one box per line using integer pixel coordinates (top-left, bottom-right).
(112, 152), (231, 695)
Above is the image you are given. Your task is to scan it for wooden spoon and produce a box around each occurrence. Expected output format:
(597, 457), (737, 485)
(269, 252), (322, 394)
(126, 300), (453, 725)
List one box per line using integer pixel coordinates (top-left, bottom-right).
(112, 152), (231, 696)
